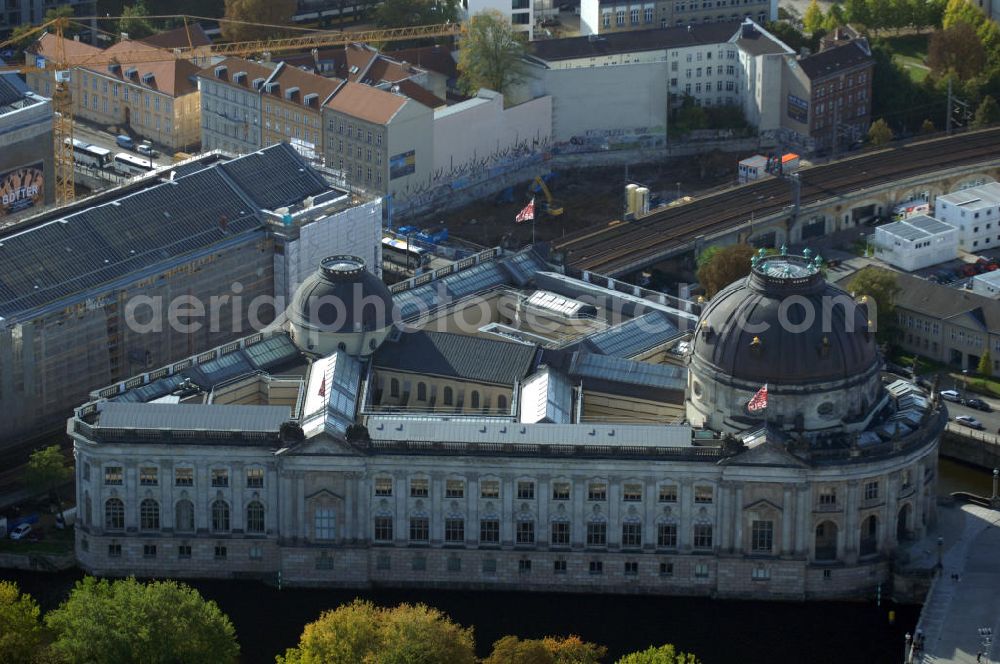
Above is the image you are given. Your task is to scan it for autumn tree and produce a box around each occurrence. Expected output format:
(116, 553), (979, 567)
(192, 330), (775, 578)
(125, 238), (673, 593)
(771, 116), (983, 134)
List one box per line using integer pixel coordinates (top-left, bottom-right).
(847, 266), (900, 344)
(978, 350), (993, 376)
(868, 118), (894, 146)
(45, 577), (239, 664)
(0, 582), (44, 664)
(457, 10), (528, 98)
(803, 0), (825, 33)
(920, 118), (936, 134)
(484, 635), (608, 664)
(277, 600), (476, 664)
(973, 95), (1000, 128)
(220, 0), (296, 41)
(823, 4), (847, 31)
(697, 244), (755, 298)
(617, 644), (702, 664)
(376, 0), (460, 28)
(927, 22), (987, 80)
(25, 444), (72, 520)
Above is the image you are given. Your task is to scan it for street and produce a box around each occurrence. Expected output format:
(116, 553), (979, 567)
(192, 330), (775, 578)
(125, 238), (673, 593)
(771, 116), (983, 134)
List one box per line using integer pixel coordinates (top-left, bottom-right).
(940, 384), (1000, 434)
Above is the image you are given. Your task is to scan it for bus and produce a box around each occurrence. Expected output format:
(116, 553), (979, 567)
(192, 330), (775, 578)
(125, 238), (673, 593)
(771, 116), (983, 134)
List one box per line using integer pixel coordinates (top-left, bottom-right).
(113, 152), (156, 176)
(65, 138), (112, 169)
(382, 236), (430, 269)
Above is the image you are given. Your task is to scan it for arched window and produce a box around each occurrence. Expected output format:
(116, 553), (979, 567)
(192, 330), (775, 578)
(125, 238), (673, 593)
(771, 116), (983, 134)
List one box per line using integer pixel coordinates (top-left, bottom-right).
(390, 378), (400, 398)
(175, 500), (195, 532)
(139, 499), (160, 530)
(104, 498), (124, 530)
(417, 382), (427, 401)
(246, 501), (265, 534)
(211, 500), (230, 533)
(84, 492), (92, 527)
(471, 391), (480, 409)
(497, 394), (508, 412)
(443, 386), (453, 405)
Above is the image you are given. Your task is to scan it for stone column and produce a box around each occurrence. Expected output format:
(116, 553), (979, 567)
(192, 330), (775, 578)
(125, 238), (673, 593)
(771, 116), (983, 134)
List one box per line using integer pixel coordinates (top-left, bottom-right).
(267, 463), (279, 537)
(885, 473), (899, 552)
(608, 476), (621, 548)
(501, 473), (514, 546)
(795, 484), (810, 556)
(718, 481), (731, 551)
(356, 472), (370, 544)
(644, 477), (657, 551)
(393, 470), (407, 543)
(538, 474), (550, 547)
(843, 480), (860, 564)
(467, 473), (479, 546)
(572, 475), (586, 548)
(279, 469), (293, 541)
(345, 472), (358, 543)
(732, 485), (744, 554)
(430, 472), (443, 545)
(679, 479), (692, 551)
(296, 473), (307, 540)
(781, 486), (794, 556)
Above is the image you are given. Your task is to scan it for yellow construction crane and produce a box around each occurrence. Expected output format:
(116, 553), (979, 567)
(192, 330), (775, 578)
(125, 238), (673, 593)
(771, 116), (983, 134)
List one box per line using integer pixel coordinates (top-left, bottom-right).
(0, 16), (461, 205)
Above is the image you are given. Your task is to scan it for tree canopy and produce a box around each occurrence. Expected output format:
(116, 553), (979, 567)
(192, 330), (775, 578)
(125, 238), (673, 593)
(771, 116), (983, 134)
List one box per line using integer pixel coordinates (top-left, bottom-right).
(804, 0), (825, 33)
(277, 600), (476, 664)
(457, 10), (528, 98)
(978, 350), (993, 376)
(118, 1), (155, 40)
(26, 444), (72, 517)
(376, 0), (459, 28)
(868, 118), (894, 145)
(617, 644), (702, 664)
(697, 244), (755, 298)
(973, 94), (1000, 127)
(847, 266), (900, 343)
(928, 21), (987, 80)
(484, 635), (608, 664)
(45, 577), (239, 664)
(220, 0), (296, 41)
(0, 581), (43, 664)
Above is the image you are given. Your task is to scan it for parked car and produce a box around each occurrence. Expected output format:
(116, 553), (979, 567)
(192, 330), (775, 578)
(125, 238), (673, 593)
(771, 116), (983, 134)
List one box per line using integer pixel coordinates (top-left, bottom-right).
(136, 141), (158, 158)
(116, 134), (134, 150)
(954, 415), (985, 430)
(940, 389), (962, 402)
(965, 398), (993, 412)
(9, 523), (31, 540)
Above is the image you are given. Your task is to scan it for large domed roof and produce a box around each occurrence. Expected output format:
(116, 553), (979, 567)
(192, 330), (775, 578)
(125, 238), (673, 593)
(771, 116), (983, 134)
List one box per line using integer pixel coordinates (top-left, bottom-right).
(692, 251), (878, 385)
(288, 256), (396, 334)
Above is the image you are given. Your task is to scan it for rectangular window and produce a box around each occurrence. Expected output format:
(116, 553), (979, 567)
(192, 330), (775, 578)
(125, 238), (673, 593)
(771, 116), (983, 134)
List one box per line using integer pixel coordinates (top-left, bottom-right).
(752, 565), (771, 580)
(410, 478), (429, 497)
(695, 563), (709, 578)
(249, 546), (263, 561)
(554, 559), (567, 574)
(108, 543), (122, 558)
(659, 485), (678, 502)
(445, 479), (465, 498)
(374, 516), (393, 542)
(660, 561), (674, 577)
(409, 517), (429, 542)
(519, 558), (532, 573)
(482, 558), (497, 574)
(588, 483), (607, 501)
(552, 482), (571, 500)
(625, 561), (639, 576)
(214, 545), (227, 560)
(211, 469), (229, 488)
(246, 467), (264, 488)
(622, 522), (642, 548)
(551, 521), (570, 546)
(517, 481), (535, 500)
(375, 477), (393, 496)
(315, 509), (336, 540)
(447, 555), (461, 572)
(693, 524), (713, 549)
(864, 481), (879, 501)
(178, 544), (192, 559)
(445, 518), (465, 543)
(587, 522), (607, 546)
(819, 487), (837, 505)
(104, 465), (123, 486)
(516, 521), (535, 545)
(143, 544), (157, 558)
(694, 486), (714, 503)
(175, 467), (193, 487)
(623, 483), (642, 502)
(657, 523), (678, 548)
(480, 518), (500, 544)
(480, 480), (500, 499)
(589, 560), (603, 575)
(139, 467), (158, 486)
(751, 520), (774, 553)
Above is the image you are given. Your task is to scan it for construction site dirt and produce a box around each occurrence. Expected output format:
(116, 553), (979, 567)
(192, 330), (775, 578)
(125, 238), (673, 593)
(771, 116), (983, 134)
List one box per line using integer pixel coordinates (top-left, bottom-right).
(412, 151), (740, 251)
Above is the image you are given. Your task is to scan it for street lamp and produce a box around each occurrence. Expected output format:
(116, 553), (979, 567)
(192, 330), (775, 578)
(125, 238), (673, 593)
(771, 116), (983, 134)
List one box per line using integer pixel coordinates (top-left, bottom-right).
(905, 632), (912, 664)
(937, 536), (944, 571)
(992, 468), (998, 502)
(963, 368), (970, 402)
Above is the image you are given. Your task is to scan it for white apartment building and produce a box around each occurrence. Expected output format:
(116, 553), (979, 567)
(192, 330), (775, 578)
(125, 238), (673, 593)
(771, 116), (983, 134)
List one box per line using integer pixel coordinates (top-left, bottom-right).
(467, 0), (538, 40)
(971, 270), (1000, 298)
(872, 215), (958, 272)
(934, 182), (1000, 252)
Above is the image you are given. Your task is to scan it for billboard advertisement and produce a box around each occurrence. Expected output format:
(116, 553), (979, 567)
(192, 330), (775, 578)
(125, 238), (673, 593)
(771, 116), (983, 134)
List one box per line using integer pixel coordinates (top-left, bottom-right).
(787, 94), (809, 124)
(0, 162), (44, 218)
(389, 149), (416, 180)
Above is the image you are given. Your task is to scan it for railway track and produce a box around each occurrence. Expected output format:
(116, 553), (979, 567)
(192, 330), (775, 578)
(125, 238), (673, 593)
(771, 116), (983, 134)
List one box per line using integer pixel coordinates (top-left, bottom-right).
(555, 128), (1000, 275)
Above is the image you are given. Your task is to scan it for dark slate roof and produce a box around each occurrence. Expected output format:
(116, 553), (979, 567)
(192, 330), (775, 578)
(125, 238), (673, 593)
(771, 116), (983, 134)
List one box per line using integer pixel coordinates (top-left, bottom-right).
(373, 330), (539, 385)
(579, 310), (682, 358)
(798, 39), (873, 80)
(0, 144), (330, 318)
(529, 21), (742, 62)
(98, 402), (291, 431)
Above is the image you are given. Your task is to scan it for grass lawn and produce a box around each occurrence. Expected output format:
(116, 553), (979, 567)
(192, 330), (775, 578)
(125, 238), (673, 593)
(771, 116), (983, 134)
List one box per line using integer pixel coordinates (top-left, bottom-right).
(952, 373), (1000, 399)
(0, 526), (74, 556)
(885, 34), (930, 83)
(888, 348), (944, 375)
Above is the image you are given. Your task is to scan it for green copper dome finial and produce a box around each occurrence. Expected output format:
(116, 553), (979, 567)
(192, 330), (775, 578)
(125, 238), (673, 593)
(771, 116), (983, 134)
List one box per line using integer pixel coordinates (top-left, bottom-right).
(803, 247), (813, 260)
(780, 243), (788, 256)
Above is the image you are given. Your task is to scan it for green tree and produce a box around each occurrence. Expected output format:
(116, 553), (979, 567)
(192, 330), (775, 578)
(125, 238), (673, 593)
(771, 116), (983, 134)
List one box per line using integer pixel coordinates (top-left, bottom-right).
(845, 0), (871, 26)
(457, 10), (528, 98)
(803, 0), (825, 33)
(118, 1), (154, 39)
(697, 244), (755, 298)
(978, 350), (993, 376)
(868, 117), (894, 145)
(847, 266), (900, 343)
(485, 635), (607, 664)
(0, 581), (44, 664)
(25, 444), (72, 519)
(942, 0), (984, 29)
(920, 118), (936, 133)
(220, 0), (296, 41)
(617, 644), (701, 664)
(278, 600), (476, 664)
(973, 94), (1000, 127)
(869, 0), (894, 33)
(376, 0), (459, 28)
(46, 577), (239, 664)
(823, 4), (847, 30)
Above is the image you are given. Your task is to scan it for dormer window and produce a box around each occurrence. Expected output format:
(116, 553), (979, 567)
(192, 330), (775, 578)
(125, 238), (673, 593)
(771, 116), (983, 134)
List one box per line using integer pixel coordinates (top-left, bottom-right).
(141, 72), (153, 85)
(233, 71), (247, 84)
(124, 67), (138, 79)
(303, 92), (318, 107)
(108, 63), (120, 74)
(349, 65), (359, 74)
(284, 86), (300, 100)
(214, 65), (227, 79)
(252, 77), (265, 90)
(265, 81), (279, 94)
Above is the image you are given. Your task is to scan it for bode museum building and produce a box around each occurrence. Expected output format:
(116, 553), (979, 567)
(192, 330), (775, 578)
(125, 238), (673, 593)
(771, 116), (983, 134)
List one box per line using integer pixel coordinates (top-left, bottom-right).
(69, 248), (943, 598)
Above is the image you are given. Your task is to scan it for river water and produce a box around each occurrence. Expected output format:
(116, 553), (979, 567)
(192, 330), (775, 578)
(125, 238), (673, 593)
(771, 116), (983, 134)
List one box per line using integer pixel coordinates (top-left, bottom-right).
(3, 460), (990, 664)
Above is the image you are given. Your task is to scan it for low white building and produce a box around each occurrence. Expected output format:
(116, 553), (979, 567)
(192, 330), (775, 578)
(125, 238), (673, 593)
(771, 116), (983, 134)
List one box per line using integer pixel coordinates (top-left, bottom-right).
(934, 182), (1000, 252)
(971, 270), (1000, 298)
(467, 0), (538, 40)
(873, 215), (958, 272)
